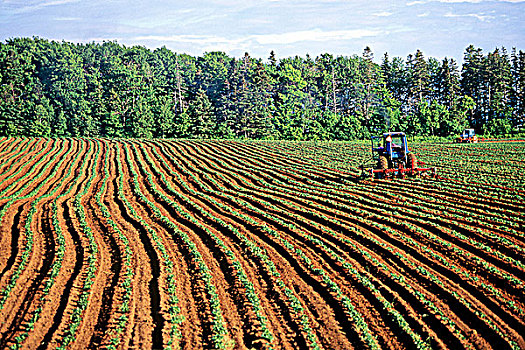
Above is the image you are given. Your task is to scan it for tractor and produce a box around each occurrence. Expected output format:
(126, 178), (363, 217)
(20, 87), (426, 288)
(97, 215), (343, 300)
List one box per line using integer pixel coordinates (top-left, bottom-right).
(455, 128), (478, 143)
(363, 132), (436, 179)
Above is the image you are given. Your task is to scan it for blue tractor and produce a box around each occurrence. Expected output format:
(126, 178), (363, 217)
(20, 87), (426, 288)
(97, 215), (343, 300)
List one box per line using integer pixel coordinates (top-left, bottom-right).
(455, 128), (478, 143)
(365, 132), (436, 179)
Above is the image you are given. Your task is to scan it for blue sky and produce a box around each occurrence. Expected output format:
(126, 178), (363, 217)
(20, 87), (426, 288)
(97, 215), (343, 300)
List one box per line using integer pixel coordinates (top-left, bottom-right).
(1, 0), (524, 62)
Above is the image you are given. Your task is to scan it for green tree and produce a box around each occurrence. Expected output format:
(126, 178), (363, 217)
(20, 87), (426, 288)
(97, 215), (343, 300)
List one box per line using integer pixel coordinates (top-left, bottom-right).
(195, 51), (231, 105)
(173, 109), (191, 138)
(53, 111), (68, 136)
(436, 58), (461, 107)
(188, 88), (215, 138)
(27, 97), (54, 136)
(461, 45), (485, 128)
(445, 95), (475, 135)
(419, 100), (448, 136)
(0, 40), (37, 135)
(510, 49), (525, 128)
(218, 53), (274, 139)
(103, 111), (123, 138)
(0, 37), (522, 140)
(39, 41), (92, 136)
(274, 60), (311, 140)
(484, 48), (512, 122)
(131, 96), (155, 138)
(482, 117), (512, 136)
(154, 95), (176, 138)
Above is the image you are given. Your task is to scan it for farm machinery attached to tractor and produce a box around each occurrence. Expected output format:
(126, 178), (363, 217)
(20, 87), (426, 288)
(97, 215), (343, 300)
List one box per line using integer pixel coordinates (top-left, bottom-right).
(362, 132), (437, 179)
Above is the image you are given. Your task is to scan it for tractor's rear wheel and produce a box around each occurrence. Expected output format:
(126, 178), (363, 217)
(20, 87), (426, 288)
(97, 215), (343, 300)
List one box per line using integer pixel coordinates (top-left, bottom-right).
(377, 156), (388, 179)
(407, 153), (418, 169)
(379, 156), (388, 170)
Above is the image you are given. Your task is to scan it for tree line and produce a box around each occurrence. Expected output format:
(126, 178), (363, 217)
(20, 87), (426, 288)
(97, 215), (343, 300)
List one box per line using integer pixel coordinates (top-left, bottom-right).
(1, 37), (524, 139)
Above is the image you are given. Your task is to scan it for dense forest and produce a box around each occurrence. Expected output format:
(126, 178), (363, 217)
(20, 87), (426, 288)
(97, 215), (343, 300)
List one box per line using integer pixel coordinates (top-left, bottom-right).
(0, 37), (524, 139)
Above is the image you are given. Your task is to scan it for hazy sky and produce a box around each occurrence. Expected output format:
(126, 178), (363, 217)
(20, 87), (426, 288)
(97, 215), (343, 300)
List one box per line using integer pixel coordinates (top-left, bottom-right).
(1, 0), (524, 62)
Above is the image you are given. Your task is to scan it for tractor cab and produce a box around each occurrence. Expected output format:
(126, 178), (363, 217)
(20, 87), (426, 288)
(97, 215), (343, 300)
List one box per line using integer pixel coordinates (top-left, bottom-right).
(463, 129), (475, 138)
(456, 128), (478, 143)
(371, 132), (408, 166)
(365, 131), (436, 179)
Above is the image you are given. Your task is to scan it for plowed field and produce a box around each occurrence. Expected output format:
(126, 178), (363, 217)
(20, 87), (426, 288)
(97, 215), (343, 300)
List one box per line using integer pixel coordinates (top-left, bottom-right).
(0, 137), (524, 350)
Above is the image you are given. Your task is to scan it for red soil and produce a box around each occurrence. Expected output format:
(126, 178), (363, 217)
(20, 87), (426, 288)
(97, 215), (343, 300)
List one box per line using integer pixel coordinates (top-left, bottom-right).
(0, 138), (523, 350)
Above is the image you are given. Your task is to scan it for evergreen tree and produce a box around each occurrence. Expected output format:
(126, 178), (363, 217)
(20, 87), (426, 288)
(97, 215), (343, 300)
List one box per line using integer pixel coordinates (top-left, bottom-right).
(274, 60), (310, 140)
(359, 47), (377, 130)
(510, 48), (521, 125)
(195, 51), (231, 105)
(315, 53), (339, 114)
(512, 50), (525, 127)
(154, 95), (176, 138)
(382, 54), (407, 103)
(131, 96), (154, 138)
(409, 50), (429, 104)
(461, 45), (485, 128)
(41, 41), (91, 136)
(437, 58), (461, 108)
(27, 97), (54, 136)
(103, 111), (123, 138)
(405, 50), (429, 132)
(0, 40), (37, 135)
(484, 48), (512, 122)
(0, 37), (522, 139)
(173, 109), (191, 138)
(189, 88), (215, 138)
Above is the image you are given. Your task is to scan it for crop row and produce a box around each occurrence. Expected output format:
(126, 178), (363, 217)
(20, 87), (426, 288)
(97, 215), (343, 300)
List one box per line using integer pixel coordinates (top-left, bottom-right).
(177, 140), (524, 348)
(0, 137), (523, 350)
(3, 140), (86, 349)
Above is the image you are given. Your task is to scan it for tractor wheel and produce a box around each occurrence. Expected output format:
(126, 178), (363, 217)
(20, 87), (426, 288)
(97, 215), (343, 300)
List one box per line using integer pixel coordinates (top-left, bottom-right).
(407, 153), (418, 169)
(376, 156), (388, 179)
(379, 156), (388, 170)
